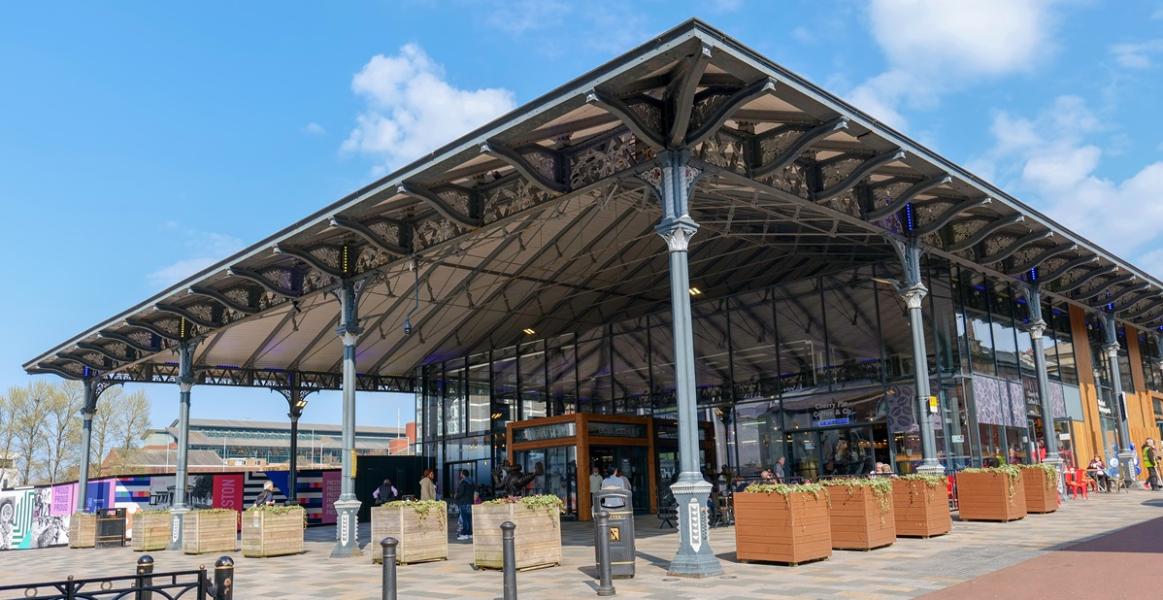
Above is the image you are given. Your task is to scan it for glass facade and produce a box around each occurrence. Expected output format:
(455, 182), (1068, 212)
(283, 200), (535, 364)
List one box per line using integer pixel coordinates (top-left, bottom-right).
(418, 256), (1096, 498)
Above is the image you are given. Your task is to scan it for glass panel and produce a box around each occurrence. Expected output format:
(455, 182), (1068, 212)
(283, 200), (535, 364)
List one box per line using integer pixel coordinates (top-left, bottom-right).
(926, 259), (960, 376)
(576, 327), (611, 413)
(990, 282), (1020, 380)
(446, 358), (466, 436)
(821, 269), (883, 388)
(819, 427), (877, 476)
(734, 400), (783, 479)
(775, 278), (828, 393)
(692, 299), (731, 404)
(1050, 304), (1078, 384)
(938, 379), (973, 469)
(514, 445), (578, 517)
(650, 311), (676, 410)
(1116, 327), (1135, 393)
(519, 341), (547, 420)
(960, 270), (996, 375)
(547, 334), (577, 415)
(728, 292), (779, 402)
(467, 353), (490, 434)
(788, 430), (820, 481)
(877, 263), (913, 382)
(612, 317), (652, 406)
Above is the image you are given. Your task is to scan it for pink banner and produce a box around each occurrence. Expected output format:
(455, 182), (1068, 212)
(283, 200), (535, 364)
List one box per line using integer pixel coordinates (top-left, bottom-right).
(321, 470), (340, 524)
(213, 474), (244, 511)
(50, 484), (75, 516)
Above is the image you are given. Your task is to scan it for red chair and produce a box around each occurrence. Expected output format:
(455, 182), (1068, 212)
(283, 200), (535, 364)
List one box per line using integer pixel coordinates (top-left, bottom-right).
(947, 475), (958, 510)
(1065, 468), (1088, 499)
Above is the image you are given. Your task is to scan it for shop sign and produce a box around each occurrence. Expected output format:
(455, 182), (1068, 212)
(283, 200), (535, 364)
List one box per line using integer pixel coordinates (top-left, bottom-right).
(814, 417), (850, 427)
(588, 422), (646, 438)
(1059, 432), (1071, 441)
(951, 434), (965, 443)
(513, 422), (576, 442)
(810, 399), (855, 426)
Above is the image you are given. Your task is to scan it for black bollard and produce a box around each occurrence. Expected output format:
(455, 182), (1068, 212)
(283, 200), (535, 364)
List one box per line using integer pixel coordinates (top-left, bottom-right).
(381, 537), (399, 600)
(135, 555), (154, 600)
(501, 521), (517, 600)
(594, 510), (616, 597)
(213, 556), (234, 600)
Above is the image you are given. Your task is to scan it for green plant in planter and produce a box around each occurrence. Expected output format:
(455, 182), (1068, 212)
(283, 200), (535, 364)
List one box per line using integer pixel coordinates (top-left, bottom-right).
(195, 508), (242, 515)
(244, 504), (305, 515)
(1018, 463), (1059, 494)
(384, 499), (446, 521)
(899, 473), (945, 488)
(744, 482), (829, 506)
(961, 465), (1022, 502)
(483, 494), (565, 512)
(822, 477), (893, 516)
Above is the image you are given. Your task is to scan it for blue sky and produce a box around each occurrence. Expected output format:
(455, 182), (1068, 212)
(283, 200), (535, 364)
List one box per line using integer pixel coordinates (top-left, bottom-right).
(2, 1), (1162, 428)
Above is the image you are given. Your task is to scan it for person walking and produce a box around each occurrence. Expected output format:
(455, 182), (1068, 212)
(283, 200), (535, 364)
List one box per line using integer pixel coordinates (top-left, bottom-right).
(1142, 439), (1160, 491)
(253, 480), (277, 508)
(373, 478), (398, 505)
(454, 469), (475, 541)
(588, 466), (604, 508)
(419, 469), (437, 501)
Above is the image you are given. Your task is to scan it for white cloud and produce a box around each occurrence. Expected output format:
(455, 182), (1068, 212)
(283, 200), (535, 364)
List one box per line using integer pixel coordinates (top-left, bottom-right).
(148, 230), (244, 289)
(1110, 39), (1163, 69)
(972, 96), (1163, 272)
(302, 122), (326, 135)
(341, 44), (517, 172)
(850, 0), (1061, 128)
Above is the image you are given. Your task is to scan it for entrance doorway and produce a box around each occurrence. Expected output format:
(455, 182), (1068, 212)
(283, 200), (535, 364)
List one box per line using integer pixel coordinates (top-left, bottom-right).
(590, 445), (649, 512)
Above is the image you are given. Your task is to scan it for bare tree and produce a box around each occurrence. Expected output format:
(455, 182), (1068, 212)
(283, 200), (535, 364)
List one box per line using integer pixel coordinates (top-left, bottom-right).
(12, 382), (53, 484)
(42, 381), (83, 483)
(89, 386), (122, 479)
(0, 389), (17, 466)
(117, 389), (152, 454)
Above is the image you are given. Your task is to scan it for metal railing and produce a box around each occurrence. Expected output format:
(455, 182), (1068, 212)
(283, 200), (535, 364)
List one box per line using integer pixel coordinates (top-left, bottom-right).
(0, 555), (234, 600)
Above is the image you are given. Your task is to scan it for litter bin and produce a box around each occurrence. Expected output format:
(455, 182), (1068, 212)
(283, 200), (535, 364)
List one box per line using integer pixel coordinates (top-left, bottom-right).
(594, 488), (635, 578)
(95, 508), (127, 548)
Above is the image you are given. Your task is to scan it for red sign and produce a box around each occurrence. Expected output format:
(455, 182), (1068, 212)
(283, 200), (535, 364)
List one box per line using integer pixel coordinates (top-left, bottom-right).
(213, 474), (244, 511)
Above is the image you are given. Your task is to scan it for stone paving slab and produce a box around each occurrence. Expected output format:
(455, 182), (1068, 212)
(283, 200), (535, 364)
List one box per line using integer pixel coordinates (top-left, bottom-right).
(1, 491), (1160, 599)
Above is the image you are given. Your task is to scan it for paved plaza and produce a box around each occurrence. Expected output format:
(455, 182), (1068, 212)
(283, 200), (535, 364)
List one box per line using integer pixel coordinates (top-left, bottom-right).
(2, 490), (1161, 599)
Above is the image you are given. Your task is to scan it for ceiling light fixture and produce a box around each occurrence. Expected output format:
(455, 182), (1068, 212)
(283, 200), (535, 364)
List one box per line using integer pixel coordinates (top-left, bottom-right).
(522, 328), (536, 335)
(688, 287), (702, 296)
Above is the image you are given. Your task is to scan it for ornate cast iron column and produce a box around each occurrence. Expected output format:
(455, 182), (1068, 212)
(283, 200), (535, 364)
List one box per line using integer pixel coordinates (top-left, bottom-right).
(169, 334), (197, 550)
(890, 238), (944, 475)
(641, 150), (722, 578)
(332, 278), (363, 558)
(281, 375), (310, 504)
(1102, 312), (1135, 487)
(77, 374), (98, 512)
(1023, 285), (1062, 484)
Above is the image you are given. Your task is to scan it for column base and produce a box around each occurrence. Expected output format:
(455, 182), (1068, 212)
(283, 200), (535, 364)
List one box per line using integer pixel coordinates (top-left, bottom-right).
(330, 499), (363, 558)
(666, 473), (722, 578)
(1042, 456), (1065, 497)
(167, 506), (189, 551)
(1116, 451), (1136, 489)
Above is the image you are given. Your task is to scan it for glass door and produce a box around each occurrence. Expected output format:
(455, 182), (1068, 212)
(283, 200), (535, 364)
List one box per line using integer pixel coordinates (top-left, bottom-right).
(789, 431), (820, 481)
(590, 445), (649, 512)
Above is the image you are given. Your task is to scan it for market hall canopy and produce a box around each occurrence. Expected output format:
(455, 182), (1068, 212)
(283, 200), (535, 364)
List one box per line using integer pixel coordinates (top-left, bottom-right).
(25, 19), (1163, 390)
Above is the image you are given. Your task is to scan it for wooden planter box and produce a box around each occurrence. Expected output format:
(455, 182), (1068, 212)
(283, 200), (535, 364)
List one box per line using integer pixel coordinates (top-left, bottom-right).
(734, 491), (831, 565)
(473, 503), (561, 570)
(892, 479), (951, 538)
(183, 510), (238, 555)
(956, 471), (1026, 522)
(242, 507), (305, 558)
(371, 502), (448, 564)
(132, 512), (171, 552)
(826, 485), (895, 550)
(1021, 468), (1058, 514)
(68, 512), (96, 549)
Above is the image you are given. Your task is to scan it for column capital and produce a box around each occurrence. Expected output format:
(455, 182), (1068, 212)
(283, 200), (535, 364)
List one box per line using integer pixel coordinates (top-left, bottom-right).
(1102, 342), (1119, 358)
(1027, 319), (1047, 340)
(655, 217), (699, 252)
(898, 282), (928, 310)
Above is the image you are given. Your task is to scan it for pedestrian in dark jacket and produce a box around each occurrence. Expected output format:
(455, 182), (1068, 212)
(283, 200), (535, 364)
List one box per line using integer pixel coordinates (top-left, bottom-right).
(454, 469), (475, 540)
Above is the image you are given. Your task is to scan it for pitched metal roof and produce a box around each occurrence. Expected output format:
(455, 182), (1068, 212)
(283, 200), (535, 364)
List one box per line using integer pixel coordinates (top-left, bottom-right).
(26, 19), (1163, 389)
